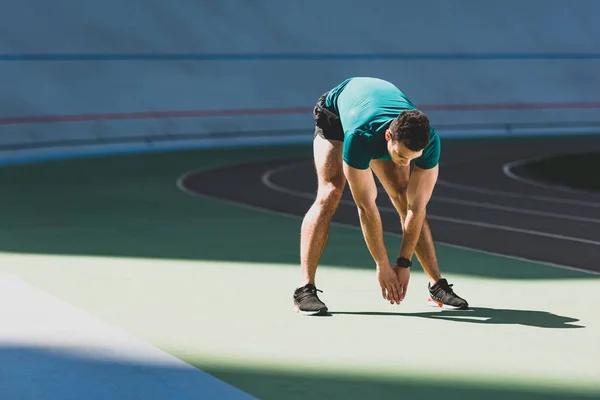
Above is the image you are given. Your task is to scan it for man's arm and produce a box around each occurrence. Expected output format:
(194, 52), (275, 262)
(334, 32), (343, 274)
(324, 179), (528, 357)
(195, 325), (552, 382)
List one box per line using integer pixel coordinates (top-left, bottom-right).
(398, 165), (439, 261)
(343, 163), (389, 267)
(343, 162), (403, 303)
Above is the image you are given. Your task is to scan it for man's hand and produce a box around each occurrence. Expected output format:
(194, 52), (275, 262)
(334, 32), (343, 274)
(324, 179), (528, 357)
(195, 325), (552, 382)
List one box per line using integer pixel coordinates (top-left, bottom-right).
(393, 265), (411, 301)
(377, 264), (402, 304)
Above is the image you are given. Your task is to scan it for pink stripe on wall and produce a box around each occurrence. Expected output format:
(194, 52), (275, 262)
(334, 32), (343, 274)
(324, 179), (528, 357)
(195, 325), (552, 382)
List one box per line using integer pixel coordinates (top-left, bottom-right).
(1, 102), (600, 125)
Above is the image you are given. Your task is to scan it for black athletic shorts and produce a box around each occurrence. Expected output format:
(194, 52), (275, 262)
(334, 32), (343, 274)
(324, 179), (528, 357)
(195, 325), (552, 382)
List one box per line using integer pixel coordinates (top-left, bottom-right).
(313, 91), (344, 141)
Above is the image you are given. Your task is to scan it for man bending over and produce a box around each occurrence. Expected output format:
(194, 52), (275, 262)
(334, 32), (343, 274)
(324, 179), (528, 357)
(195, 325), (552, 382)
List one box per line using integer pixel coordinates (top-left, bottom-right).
(293, 77), (469, 315)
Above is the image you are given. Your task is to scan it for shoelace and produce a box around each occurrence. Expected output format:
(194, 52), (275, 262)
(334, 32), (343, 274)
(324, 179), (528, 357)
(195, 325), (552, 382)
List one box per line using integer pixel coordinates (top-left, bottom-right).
(435, 282), (456, 296)
(297, 286), (323, 301)
(303, 285), (323, 293)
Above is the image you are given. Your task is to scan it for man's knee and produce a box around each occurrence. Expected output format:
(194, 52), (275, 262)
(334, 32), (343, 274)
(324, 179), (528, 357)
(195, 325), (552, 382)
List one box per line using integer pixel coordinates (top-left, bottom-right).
(316, 180), (345, 210)
(391, 183), (408, 202)
(388, 184), (408, 213)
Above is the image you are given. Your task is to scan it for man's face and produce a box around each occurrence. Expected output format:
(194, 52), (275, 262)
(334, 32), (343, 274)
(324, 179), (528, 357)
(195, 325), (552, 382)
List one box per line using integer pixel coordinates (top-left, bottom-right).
(386, 130), (423, 167)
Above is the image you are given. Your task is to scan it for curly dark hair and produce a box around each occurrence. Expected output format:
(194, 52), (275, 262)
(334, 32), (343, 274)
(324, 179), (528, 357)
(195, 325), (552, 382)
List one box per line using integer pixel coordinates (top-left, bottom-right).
(388, 110), (431, 151)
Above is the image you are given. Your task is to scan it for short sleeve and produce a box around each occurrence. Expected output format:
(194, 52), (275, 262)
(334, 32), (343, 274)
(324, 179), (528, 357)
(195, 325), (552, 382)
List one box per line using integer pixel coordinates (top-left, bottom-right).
(342, 132), (372, 170)
(414, 129), (440, 170)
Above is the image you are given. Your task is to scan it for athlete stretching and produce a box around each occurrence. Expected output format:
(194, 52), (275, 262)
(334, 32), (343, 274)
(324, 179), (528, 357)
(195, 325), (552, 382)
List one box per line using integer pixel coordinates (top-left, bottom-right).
(293, 77), (469, 315)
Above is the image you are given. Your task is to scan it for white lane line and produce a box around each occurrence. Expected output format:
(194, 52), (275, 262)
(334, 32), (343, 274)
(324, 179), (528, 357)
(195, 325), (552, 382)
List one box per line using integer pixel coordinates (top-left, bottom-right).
(260, 163), (600, 246)
(502, 155), (599, 194)
(176, 169), (600, 276)
(436, 179), (600, 208)
(430, 195), (600, 224)
(426, 214), (600, 246)
(260, 162), (318, 200)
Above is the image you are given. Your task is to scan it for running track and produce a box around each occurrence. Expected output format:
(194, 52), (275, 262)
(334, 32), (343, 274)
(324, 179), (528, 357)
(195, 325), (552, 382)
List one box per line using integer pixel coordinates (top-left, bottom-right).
(181, 135), (600, 274)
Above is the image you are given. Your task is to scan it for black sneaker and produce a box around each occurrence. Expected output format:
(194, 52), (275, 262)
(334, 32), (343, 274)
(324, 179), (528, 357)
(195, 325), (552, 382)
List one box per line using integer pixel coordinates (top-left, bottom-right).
(293, 284), (328, 316)
(427, 278), (469, 310)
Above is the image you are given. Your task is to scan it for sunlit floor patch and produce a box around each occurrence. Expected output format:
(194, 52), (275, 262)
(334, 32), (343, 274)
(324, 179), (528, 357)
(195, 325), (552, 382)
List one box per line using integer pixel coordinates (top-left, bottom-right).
(1, 252), (598, 398)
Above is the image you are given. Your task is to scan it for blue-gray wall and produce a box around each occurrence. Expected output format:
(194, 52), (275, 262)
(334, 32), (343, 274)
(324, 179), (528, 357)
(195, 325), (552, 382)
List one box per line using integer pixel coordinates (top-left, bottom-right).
(1, 0), (599, 159)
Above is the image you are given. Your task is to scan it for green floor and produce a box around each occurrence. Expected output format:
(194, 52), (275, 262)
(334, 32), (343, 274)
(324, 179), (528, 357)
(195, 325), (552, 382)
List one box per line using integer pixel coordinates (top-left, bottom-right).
(1, 142), (599, 399)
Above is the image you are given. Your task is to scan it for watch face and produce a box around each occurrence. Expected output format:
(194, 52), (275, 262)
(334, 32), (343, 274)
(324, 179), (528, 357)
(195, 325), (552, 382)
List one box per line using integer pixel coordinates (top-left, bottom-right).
(397, 257), (411, 268)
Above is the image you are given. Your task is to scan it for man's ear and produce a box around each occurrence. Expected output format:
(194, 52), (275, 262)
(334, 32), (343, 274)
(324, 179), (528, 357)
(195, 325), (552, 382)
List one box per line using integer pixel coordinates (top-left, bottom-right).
(385, 129), (391, 141)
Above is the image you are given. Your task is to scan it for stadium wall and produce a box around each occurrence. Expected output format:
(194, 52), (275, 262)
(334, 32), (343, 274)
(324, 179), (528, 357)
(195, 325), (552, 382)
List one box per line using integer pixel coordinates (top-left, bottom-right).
(1, 0), (599, 163)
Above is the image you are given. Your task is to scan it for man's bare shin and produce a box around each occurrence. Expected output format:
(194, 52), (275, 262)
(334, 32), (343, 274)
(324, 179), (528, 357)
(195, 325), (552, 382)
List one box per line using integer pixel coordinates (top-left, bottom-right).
(299, 135), (345, 286)
(300, 201), (334, 285)
(398, 205), (441, 284)
(413, 218), (441, 284)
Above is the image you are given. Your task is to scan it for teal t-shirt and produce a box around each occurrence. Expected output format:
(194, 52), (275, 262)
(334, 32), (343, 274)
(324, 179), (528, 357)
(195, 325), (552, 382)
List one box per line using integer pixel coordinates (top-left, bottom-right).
(324, 77), (440, 170)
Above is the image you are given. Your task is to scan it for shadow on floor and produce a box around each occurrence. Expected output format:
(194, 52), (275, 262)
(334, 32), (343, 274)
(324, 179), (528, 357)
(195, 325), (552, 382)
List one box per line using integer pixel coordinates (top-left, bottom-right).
(198, 363), (598, 400)
(2, 344), (597, 400)
(329, 306), (584, 329)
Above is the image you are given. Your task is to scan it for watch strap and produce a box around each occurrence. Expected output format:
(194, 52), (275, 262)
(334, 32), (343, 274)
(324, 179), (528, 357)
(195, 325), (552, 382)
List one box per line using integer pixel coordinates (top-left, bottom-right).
(396, 257), (412, 268)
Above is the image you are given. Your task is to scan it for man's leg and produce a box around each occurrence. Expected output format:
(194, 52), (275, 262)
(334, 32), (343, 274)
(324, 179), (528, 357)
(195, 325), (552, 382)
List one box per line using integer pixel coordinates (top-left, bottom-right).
(300, 135), (346, 285)
(293, 134), (345, 315)
(369, 159), (441, 284)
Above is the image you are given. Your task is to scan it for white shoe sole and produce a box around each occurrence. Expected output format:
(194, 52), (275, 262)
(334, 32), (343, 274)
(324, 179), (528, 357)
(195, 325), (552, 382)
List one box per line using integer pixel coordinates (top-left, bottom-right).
(293, 305), (328, 316)
(427, 297), (468, 310)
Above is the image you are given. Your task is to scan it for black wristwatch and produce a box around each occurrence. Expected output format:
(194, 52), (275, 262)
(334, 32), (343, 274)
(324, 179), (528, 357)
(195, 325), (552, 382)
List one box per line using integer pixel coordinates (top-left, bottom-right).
(396, 257), (412, 268)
